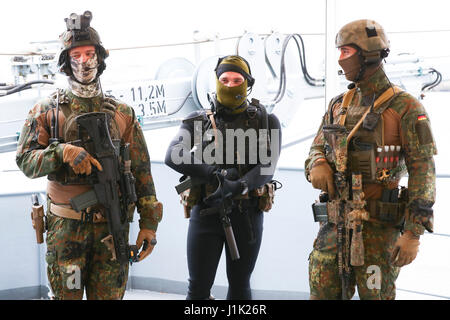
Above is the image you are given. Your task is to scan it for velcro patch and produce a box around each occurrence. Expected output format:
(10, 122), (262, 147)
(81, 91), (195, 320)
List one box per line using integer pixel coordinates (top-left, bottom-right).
(366, 26), (378, 38)
(415, 120), (433, 145)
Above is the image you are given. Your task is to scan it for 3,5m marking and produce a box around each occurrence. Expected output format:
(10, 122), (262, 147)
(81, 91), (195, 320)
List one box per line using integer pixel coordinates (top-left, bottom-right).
(130, 84), (167, 117)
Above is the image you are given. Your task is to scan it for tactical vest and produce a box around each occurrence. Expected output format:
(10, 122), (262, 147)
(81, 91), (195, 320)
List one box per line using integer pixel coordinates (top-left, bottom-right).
(325, 86), (407, 185)
(47, 90), (122, 185)
(208, 100), (268, 193)
(217, 103), (265, 170)
(182, 99), (274, 211)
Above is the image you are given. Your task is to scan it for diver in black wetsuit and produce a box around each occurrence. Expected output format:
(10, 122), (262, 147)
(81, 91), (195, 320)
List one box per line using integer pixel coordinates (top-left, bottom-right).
(165, 55), (282, 300)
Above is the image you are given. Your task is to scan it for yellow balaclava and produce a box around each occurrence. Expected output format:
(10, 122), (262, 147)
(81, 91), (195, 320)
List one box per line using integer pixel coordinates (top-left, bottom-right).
(215, 55), (254, 114)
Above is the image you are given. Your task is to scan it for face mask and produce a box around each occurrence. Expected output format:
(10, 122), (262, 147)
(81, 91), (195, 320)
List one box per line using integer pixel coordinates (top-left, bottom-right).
(68, 77), (101, 98)
(216, 80), (247, 113)
(338, 53), (363, 82)
(70, 52), (99, 84)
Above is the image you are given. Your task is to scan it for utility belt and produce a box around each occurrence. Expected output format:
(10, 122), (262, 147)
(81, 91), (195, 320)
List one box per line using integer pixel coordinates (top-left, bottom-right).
(49, 202), (108, 224)
(312, 188), (407, 227)
(199, 197), (260, 217)
(30, 194), (110, 245)
(180, 180), (280, 218)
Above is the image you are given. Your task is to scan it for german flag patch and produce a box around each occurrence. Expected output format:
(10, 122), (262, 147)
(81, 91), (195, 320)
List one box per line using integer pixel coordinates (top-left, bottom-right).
(415, 115), (433, 145)
(417, 114), (428, 121)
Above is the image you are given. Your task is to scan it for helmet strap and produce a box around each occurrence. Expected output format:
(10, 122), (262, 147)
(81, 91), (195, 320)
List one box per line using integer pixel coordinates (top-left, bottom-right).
(361, 51), (383, 65)
(352, 51), (367, 83)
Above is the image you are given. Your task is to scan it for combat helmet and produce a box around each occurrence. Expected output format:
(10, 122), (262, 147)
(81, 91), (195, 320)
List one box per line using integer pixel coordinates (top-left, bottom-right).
(335, 19), (390, 64)
(57, 11), (108, 77)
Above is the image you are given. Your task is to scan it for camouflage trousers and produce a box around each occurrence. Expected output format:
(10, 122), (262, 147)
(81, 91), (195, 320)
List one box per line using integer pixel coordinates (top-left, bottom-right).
(45, 211), (129, 300)
(308, 221), (400, 300)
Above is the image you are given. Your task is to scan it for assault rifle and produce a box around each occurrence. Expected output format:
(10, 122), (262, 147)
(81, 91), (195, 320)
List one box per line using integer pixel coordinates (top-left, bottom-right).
(71, 112), (141, 266)
(176, 170), (240, 260)
(200, 170), (240, 260)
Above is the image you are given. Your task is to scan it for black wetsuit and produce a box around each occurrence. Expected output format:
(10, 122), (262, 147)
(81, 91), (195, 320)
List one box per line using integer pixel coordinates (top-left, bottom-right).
(165, 104), (282, 300)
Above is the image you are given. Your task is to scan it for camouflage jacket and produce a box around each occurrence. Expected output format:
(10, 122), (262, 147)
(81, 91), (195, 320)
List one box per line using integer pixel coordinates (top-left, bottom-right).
(16, 89), (162, 231)
(305, 67), (437, 236)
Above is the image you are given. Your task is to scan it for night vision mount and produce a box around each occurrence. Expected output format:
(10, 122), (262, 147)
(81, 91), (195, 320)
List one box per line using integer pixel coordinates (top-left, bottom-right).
(65, 10), (92, 31)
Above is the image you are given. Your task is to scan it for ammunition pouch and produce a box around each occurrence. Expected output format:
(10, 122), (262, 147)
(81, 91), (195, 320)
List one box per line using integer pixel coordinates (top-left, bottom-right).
(348, 138), (405, 185)
(253, 181), (278, 212)
(349, 149), (377, 183)
(225, 180), (279, 213)
(366, 200), (405, 227)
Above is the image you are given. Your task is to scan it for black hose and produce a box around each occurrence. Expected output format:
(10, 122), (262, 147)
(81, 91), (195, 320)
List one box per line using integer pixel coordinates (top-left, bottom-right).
(0, 84), (18, 90)
(291, 34), (325, 86)
(268, 33), (325, 104)
(168, 91), (192, 116)
(421, 68), (442, 92)
(1, 80), (54, 96)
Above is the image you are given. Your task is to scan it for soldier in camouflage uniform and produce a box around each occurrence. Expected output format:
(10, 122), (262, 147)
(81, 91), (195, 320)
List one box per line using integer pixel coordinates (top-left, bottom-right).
(16, 11), (162, 299)
(305, 19), (436, 300)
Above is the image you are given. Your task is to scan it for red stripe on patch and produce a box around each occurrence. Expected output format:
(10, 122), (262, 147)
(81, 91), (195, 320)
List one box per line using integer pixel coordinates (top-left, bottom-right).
(417, 115), (427, 121)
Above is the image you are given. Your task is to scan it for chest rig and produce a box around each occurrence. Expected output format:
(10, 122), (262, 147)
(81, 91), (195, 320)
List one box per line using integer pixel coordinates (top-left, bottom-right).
(210, 99), (268, 176)
(179, 99), (273, 215)
(324, 86), (405, 185)
(47, 90), (122, 185)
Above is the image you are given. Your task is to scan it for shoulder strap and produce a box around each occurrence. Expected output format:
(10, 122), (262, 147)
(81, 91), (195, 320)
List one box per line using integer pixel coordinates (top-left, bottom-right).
(46, 89), (70, 141)
(347, 86), (404, 141)
(338, 88), (357, 126)
(373, 85), (404, 114)
(206, 110), (219, 148)
(55, 89), (72, 118)
(250, 98), (271, 152)
(255, 99), (269, 132)
(327, 92), (346, 125)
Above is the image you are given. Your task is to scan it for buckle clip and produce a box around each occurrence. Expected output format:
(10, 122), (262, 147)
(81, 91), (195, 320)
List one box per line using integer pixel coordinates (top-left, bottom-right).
(81, 209), (93, 223)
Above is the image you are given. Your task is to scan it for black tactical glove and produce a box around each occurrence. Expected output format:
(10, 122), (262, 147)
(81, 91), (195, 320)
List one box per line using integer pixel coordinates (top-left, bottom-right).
(203, 172), (244, 207)
(205, 167), (240, 185)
